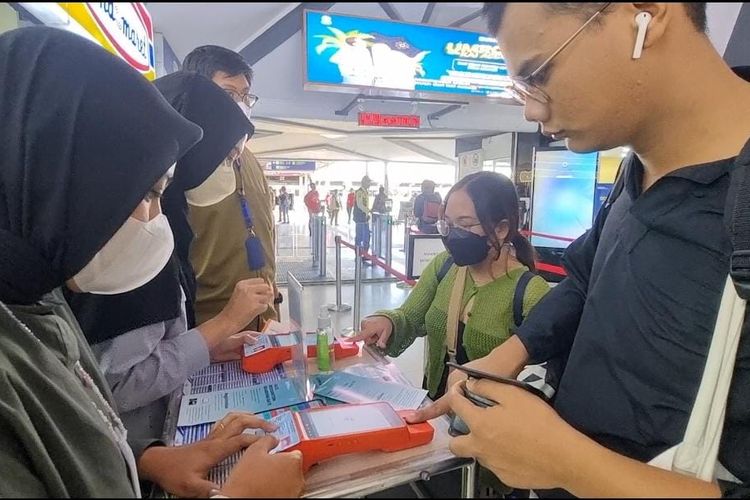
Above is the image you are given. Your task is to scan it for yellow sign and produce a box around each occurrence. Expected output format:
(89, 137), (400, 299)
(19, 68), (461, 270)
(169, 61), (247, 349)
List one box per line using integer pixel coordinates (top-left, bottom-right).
(58, 3), (155, 80)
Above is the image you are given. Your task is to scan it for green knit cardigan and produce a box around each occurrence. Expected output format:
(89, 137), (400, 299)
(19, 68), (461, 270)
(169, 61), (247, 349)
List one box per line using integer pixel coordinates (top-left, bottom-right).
(375, 251), (550, 398)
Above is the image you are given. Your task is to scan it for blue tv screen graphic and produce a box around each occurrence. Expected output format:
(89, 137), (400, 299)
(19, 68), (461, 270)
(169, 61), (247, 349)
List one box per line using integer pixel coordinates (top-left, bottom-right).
(304, 10), (513, 98)
(531, 150), (598, 249)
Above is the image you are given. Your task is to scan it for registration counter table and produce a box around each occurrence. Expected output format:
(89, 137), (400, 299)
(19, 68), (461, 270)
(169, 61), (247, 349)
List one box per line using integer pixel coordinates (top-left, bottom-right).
(159, 345), (476, 498)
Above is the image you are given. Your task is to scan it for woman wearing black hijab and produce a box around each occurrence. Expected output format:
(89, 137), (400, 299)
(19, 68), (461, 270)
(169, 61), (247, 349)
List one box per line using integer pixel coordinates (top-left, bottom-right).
(0, 27), (303, 498)
(64, 71), (274, 442)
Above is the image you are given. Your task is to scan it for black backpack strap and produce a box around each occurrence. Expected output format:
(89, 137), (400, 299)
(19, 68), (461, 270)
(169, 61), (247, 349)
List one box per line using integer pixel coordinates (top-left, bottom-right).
(436, 255), (454, 284)
(728, 149), (750, 300)
(513, 271), (535, 328)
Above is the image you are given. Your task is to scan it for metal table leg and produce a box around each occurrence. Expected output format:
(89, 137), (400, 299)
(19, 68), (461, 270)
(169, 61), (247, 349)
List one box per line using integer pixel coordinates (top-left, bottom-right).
(461, 461), (477, 498)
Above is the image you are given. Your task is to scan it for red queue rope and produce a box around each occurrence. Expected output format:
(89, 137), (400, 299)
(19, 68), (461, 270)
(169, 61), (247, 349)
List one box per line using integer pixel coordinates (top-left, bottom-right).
(521, 230), (577, 243)
(339, 238), (417, 286)
(535, 262), (567, 276)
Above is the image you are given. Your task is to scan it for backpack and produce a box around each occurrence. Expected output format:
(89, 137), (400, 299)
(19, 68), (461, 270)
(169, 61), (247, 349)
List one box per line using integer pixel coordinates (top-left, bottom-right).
(422, 196), (441, 225)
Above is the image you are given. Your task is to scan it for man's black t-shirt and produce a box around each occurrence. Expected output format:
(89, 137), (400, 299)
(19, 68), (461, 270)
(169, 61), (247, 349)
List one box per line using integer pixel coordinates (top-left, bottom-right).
(517, 142), (750, 497)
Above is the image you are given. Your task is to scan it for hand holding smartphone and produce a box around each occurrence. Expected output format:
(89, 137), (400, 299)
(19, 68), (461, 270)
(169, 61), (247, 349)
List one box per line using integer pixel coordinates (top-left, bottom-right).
(446, 362), (550, 436)
(446, 362), (551, 402)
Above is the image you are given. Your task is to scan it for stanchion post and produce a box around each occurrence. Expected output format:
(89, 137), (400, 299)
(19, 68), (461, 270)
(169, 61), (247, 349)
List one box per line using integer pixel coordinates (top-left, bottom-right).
(328, 236), (351, 312)
(353, 245), (362, 331)
(403, 216), (410, 252)
(319, 215), (327, 277)
(311, 215), (318, 265)
(385, 214), (393, 267)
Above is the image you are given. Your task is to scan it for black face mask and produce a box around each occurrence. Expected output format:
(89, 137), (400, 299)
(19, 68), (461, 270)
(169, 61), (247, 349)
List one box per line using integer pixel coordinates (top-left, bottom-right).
(442, 227), (490, 266)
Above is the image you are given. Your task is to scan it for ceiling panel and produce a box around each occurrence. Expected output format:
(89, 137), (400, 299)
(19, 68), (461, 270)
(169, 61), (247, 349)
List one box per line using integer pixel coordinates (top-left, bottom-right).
(147, 2), (287, 60)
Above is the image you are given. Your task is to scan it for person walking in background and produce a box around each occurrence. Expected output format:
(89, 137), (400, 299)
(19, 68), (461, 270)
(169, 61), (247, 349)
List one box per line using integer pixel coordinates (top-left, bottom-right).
(372, 186), (388, 214)
(346, 188), (356, 224)
(324, 190), (332, 223)
(278, 186), (290, 224)
(414, 179), (443, 234)
(304, 182), (321, 237)
(327, 189), (341, 226)
(353, 176), (373, 265)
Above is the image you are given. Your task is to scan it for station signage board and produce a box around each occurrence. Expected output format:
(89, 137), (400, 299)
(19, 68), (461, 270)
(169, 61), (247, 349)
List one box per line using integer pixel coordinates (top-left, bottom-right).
(358, 112), (420, 128)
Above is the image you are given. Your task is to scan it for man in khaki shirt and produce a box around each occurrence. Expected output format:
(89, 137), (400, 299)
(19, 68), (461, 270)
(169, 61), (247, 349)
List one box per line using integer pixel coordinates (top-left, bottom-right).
(183, 46), (280, 331)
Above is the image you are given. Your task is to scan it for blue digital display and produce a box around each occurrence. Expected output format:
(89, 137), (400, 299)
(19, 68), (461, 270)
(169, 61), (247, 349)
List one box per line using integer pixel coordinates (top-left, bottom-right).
(531, 150), (599, 249)
(304, 10), (513, 98)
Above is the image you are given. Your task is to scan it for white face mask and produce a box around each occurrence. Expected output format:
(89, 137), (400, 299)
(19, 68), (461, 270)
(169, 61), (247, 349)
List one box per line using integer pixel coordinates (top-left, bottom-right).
(228, 134), (248, 162)
(238, 101), (253, 120)
(185, 158), (237, 207)
(71, 214), (174, 295)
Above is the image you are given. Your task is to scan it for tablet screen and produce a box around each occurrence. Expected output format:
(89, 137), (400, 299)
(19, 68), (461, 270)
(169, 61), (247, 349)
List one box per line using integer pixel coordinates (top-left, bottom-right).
(299, 403), (404, 439)
(270, 333), (318, 347)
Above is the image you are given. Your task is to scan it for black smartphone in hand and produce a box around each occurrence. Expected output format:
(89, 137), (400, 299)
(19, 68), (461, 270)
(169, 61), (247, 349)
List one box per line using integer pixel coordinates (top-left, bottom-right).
(446, 363), (552, 436)
(446, 361), (551, 403)
(448, 380), (496, 436)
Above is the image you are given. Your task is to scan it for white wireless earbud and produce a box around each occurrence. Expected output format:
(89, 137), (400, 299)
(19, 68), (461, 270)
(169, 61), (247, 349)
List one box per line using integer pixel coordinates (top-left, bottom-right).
(632, 11), (653, 59)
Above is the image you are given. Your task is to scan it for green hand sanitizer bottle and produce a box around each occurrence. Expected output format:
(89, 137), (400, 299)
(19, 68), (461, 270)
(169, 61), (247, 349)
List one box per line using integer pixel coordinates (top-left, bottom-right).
(316, 306), (334, 372)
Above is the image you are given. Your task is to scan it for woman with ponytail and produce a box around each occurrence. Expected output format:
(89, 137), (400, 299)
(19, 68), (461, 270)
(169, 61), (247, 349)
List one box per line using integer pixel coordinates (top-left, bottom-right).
(350, 171), (550, 398)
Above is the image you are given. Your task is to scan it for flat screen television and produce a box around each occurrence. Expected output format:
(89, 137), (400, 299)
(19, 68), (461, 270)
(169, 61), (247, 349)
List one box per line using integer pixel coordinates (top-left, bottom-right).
(530, 148), (599, 250)
(303, 9), (514, 100)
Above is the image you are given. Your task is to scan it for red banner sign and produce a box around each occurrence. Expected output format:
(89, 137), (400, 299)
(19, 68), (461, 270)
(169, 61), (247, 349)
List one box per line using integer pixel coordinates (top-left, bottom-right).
(358, 112), (420, 128)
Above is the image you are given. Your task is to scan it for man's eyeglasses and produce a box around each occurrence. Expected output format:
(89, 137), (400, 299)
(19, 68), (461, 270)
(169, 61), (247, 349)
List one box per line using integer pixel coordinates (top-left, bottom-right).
(224, 88), (259, 108)
(507, 2), (611, 105)
(436, 219), (483, 237)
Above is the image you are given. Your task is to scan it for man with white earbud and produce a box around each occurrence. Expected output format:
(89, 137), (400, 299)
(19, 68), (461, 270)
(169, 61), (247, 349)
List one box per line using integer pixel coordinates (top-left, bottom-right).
(407, 3), (750, 497)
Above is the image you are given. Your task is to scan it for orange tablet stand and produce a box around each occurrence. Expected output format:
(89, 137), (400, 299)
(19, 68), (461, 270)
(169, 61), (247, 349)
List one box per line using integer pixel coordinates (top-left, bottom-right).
(283, 402), (434, 471)
(241, 336), (359, 374)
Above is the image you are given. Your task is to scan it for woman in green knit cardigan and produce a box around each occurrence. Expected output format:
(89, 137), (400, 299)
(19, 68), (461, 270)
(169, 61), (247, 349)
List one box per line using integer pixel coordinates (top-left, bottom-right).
(352, 171), (550, 399)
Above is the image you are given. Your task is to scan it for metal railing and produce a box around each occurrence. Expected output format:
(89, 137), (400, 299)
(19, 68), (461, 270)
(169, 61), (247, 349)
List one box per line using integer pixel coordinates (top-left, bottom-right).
(371, 212), (394, 268)
(327, 235), (352, 313)
(333, 236), (416, 332)
(310, 214), (327, 278)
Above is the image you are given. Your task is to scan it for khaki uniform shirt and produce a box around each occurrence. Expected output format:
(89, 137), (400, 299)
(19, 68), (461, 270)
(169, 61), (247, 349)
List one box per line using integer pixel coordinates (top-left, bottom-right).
(188, 149), (278, 331)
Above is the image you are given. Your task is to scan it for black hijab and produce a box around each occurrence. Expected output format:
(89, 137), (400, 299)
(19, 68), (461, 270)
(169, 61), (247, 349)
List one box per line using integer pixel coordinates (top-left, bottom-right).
(0, 27), (202, 306)
(65, 71), (252, 343)
(158, 72), (255, 328)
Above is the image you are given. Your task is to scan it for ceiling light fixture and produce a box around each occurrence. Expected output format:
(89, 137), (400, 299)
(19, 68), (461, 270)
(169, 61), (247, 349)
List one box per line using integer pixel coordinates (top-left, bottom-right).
(320, 133), (348, 139)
